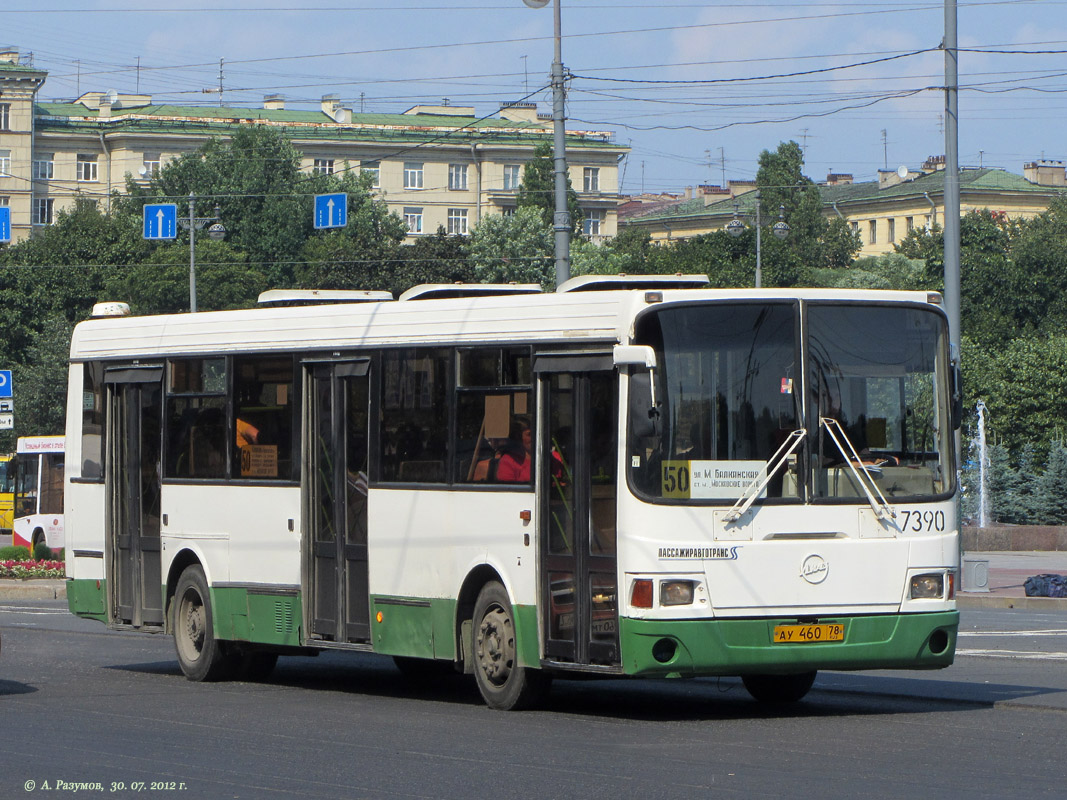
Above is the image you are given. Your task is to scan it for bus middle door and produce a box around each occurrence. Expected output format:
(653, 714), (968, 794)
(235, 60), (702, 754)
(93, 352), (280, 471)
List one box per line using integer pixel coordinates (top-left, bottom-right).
(536, 354), (619, 667)
(306, 360), (371, 645)
(105, 366), (165, 630)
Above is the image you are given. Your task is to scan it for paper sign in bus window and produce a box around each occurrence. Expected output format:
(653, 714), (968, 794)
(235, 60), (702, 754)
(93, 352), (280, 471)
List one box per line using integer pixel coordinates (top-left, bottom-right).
(662, 460), (768, 499)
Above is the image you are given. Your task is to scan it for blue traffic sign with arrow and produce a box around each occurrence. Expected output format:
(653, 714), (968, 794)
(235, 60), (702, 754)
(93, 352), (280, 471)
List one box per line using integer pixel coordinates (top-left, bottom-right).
(0, 370), (12, 399)
(314, 193), (347, 229)
(143, 203), (178, 239)
(0, 207), (10, 243)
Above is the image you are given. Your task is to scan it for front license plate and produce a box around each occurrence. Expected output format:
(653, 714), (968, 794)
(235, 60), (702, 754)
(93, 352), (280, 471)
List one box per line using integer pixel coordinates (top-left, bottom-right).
(773, 623), (844, 643)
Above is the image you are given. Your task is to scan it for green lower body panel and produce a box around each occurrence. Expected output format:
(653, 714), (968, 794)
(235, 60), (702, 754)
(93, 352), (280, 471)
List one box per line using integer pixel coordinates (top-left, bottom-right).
(368, 596), (539, 668)
(620, 611), (959, 677)
(66, 578), (108, 623)
(210, 587), (303, 648)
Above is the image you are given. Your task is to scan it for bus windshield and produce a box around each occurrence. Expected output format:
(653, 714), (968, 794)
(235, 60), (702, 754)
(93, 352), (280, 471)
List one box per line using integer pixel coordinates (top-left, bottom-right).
(628, 300), (953, 503)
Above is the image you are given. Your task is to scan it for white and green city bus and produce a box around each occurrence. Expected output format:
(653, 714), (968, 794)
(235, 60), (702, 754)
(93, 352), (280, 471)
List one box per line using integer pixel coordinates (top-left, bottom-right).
(64, 277), (961, 709)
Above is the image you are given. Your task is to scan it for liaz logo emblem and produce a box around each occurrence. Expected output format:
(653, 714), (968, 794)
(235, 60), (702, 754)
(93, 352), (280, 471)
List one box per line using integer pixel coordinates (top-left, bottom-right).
(801, 554), (829, 584)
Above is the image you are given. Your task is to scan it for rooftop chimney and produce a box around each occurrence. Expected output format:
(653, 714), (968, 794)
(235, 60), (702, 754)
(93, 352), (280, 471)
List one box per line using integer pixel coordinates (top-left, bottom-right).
(1023, 159), (1066, 187)
(263, 94), (285, 111)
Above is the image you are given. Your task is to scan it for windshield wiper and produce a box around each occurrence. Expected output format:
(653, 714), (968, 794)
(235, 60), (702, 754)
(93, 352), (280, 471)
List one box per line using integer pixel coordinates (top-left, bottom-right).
(723, 429), (806, 523)
(820, 417), (896, 521)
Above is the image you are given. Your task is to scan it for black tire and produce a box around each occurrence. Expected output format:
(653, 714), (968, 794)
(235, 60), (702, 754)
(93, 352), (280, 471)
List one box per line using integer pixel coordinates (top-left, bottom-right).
(742, 670), (817, 703)
(172, 565), (230, 682)
(471, 581), (550, 710)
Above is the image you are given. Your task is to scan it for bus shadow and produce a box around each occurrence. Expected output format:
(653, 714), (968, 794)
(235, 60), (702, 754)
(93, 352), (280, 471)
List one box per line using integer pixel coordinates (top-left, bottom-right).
(0, 679), (39, 696)
(104, 654), (1057, 720)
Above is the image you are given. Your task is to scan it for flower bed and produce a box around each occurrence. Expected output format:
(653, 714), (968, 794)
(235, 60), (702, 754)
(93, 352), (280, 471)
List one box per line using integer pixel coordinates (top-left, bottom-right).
(0, 560), (66, 579)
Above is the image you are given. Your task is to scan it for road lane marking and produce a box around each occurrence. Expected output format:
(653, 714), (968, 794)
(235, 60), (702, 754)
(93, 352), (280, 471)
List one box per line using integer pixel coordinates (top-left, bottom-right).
(958, 629), (1067, 637)
(957, 648), (1067, 660)
(0, 605), (68, 615)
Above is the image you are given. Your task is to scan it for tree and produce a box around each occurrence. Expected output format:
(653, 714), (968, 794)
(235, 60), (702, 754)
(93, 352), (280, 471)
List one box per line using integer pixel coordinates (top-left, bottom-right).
(515, 142), (582, 233)
(752, 141), (860, 285)
(11, 312), (72, 437)
(105, 240), (265, 314)
(468, 208), (553, 286)
(811, 252), (926, 290)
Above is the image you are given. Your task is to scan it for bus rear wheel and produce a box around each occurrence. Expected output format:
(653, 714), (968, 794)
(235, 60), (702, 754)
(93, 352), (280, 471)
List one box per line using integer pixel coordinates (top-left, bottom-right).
(173, 565), (230, 682)
(472, 581), (550, 710)
(741, 670), (817, 703)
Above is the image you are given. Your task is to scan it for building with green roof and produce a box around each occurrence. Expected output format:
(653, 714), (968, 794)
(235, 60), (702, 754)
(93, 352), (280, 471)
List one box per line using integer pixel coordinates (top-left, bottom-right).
(0, 48), (627, 244)
(622, 157), (1067, 257)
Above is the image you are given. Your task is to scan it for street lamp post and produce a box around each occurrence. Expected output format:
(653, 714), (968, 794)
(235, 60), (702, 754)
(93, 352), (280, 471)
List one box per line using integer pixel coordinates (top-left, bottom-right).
(523, 0), (570, 287)
(726, 192), (789, 288)
(177, 193), (226, 313)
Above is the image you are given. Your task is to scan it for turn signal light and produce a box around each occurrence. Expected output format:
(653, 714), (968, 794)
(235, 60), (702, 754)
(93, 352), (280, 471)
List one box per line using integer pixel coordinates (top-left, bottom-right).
(631, 579), (653, 608)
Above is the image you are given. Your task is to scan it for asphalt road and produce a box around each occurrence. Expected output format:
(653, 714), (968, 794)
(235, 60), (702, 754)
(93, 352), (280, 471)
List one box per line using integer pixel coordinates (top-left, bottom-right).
(2, 600), (1066, 800)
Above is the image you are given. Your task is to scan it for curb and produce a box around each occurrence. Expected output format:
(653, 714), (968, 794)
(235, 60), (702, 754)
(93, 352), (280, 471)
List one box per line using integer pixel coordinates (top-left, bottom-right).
(957, 593), (1067, 610)
(0, 580), (67, 600)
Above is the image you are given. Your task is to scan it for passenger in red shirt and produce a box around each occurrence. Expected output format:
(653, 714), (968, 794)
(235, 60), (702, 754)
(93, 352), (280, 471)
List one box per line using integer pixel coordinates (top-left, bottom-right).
(497, 419), (532, 482)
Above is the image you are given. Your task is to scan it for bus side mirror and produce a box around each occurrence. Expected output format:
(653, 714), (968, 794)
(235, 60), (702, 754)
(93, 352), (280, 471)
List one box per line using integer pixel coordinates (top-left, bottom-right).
(950, 364), (962, 431)
(615, 346), (661, 438)
(628, 371), (660, 439)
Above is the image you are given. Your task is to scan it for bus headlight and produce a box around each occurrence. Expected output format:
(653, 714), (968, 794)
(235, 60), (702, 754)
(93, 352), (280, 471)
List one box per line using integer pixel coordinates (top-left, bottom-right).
(660, 580), (695, 606)
(910, 573), (944, 599)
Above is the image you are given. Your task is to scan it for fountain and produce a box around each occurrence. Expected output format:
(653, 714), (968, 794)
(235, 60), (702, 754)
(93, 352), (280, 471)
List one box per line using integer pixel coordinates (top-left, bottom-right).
(975, 400), (989, 528)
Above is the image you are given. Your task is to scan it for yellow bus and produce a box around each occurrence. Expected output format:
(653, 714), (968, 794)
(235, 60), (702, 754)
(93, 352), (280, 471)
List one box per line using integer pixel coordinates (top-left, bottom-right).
(0, 454), (14, 537)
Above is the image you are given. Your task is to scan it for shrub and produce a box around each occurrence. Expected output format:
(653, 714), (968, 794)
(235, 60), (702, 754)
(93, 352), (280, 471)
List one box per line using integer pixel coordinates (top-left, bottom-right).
(0, 545), (31, 561)
(33, 542), (53, 561)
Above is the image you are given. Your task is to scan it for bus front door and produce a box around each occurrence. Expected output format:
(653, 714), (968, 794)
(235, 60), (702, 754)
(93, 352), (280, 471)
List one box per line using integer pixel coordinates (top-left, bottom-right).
(106, 368), (165, 629)
(539, 364), (620, 667)
(307, 361), (371, 644)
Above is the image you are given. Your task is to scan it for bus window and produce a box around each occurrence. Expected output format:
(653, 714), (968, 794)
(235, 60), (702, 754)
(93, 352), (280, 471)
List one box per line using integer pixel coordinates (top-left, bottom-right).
(233, 356), (295, 480)
(455, 347), (533, 485)
(629, 303), (801, 502)
(81, 362), (105, 480)
(380, 349), (449, 483)
(166, 358), (228, 480)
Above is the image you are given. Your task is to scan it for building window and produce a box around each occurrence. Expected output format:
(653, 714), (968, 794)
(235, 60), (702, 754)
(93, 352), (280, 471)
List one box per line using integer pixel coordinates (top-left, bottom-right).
(77, 154), (98, 182)
(503, 165), (521, 191)
(403, 207), (423, 234)
(583, 208), (605, 236)
(0, 196), (9, 206)
(501, 207), (516, 217)
(313, 158), (334, 175)
(850, 221), (859, 234)
(0, 104), (10, 130)
(905, 216), (914, 233)
(448, 164), (468, 191)
(0, 150), (10, 177)
(404, 162), (424, 190)
(583, 167), (600, 193)
(33, 198), (54, 225)
(361, 160), (380, 188)
(447, 208), (468, 235)
(924, 214), (932, 230)
(141, 153), (160, 179)
(887, 218), (896, 243)
(33, 155), (55, 181)
(868, 220), (877, 245)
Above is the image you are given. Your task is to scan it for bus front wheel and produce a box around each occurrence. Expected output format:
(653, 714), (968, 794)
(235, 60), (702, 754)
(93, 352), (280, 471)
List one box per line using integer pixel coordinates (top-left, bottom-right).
(741, 670), (817, 703)
(173, 565), (229, 682)
(472, 581), (550, 710)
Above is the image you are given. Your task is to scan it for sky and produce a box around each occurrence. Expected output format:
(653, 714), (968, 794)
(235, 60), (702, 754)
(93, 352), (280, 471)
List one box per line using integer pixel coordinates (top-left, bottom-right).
(4, 1), (1066, 196)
